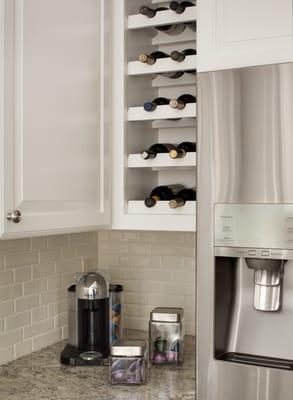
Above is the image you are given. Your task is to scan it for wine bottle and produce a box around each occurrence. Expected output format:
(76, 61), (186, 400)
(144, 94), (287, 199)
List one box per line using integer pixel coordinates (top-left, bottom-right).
(160, 71), (195, 79)
(156, 23), (186, 35)
(161, 71), (185, 79)
(144, 184), (184, 208)
(186, 21), (196, 32)
(139, 5), (168, 18)
(169, 94), (196, 110)
(169, 142), (196, 159)
(141, 143), (177, 160)
(169, 1), (195, 14)
(144, 97), (170, 112)
(185, 70), (196, 76)
(139, 51), (169, 65)
(169, 188), (196, 209)
(170, 48), (196, 62)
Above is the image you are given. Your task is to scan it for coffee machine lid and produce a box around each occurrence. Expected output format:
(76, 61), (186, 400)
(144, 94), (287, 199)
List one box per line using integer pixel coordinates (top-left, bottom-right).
(75, 272), (109, 300)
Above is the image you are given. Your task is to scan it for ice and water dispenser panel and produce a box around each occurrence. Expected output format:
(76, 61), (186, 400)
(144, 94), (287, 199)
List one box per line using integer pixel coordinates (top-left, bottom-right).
(214, 204), (293, 370)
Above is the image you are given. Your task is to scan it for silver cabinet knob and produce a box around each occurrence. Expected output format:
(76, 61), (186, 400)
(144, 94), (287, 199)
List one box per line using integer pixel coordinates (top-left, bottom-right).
(6, 210), (22, 223)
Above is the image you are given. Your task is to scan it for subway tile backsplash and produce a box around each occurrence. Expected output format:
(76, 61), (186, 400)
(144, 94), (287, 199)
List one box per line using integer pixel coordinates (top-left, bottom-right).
(98, 231), (196, 336)
(0, 232), (99, 365)
(0, 230), (195, 365)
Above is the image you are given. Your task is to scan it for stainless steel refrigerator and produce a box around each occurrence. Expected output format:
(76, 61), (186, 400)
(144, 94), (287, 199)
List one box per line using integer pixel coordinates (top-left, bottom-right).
(197, 63), (293, 400)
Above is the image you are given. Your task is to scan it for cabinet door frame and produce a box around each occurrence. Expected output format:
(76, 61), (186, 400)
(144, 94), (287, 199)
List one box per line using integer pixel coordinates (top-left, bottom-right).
(198, 0), (293, 72)
(0, 0), (112, 238)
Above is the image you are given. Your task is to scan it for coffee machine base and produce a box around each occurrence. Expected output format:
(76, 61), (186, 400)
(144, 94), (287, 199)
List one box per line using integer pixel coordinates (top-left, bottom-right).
(60, 344), (108, 366)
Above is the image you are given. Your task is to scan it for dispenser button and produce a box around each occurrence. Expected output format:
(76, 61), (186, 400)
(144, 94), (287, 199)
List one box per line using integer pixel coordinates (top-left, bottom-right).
(247, 250), (256, 256)
(261, 250), (270, 257)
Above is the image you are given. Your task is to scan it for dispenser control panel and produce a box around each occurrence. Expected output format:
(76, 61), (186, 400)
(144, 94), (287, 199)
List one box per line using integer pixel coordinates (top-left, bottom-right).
(214, 246), (292, 260)
(215, 203), (293, 249)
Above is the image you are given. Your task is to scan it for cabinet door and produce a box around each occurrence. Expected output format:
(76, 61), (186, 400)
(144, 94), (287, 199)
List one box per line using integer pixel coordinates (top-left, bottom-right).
(198, 0), (293, 71)
(0, 0), (111, 237)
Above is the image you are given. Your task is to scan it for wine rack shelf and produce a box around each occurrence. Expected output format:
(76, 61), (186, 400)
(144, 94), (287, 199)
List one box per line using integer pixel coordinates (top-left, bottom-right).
(128, 103), (196, 121)
(128, 201), (196, 215)
(112, 0), (197, 231)
(128, 8), (197, 30)
(152, 118), (196, 129)
(128, 152), (196, 168)
(128, 55), (197, 76)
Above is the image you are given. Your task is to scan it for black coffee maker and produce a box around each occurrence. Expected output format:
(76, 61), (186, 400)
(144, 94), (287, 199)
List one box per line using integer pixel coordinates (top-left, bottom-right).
(61, 272), (109, 366)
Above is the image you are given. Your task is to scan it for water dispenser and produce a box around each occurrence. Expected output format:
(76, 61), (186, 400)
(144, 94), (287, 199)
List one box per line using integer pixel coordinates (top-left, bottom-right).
(214, 204), (293, 370)
(246, 257), (285, 312)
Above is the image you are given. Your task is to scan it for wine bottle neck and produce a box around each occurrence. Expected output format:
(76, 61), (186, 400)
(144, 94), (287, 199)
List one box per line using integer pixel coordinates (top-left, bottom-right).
(139, 53), (155, 65)
(139, 5), (156, 18)
(170, 51), (185, 62)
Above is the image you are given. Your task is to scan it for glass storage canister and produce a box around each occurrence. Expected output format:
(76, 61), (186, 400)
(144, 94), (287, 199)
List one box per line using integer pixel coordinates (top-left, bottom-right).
(149, 307), (184, 365)
(109, 340), (148, 385)
(109, 284), (123, 345)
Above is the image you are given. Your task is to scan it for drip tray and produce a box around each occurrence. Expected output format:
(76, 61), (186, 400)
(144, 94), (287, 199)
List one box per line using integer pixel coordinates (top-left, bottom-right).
(216, 352), (293, 370)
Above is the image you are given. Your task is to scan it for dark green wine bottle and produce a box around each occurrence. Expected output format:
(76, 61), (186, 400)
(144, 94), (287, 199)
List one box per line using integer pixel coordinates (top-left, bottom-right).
(170, 48), (196, 62)
(156, 24), (186, 35)
(161, 71), (185, 79)
(169, 94), (196, 110)
(169, 188), (196, 209)
(139, 51), (169, 65)
(139, 5), (168, 18)
(169, 142), (196, 158)
(141, 143), (177, 160)
(144, 184), (184, 208)
(170, 1), (195, 14)
(143, 97), (170, 112)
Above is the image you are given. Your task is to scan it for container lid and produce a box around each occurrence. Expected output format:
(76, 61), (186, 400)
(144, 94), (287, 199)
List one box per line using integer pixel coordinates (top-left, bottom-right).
(110, 340), (147, 357)
(150, 307), (184, 323)
(109, 284), (123, 293)
(75, 272), (108, 300)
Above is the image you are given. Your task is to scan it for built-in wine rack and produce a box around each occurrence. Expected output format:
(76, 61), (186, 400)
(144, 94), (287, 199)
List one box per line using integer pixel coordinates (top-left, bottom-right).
(112, 0), (197, 231)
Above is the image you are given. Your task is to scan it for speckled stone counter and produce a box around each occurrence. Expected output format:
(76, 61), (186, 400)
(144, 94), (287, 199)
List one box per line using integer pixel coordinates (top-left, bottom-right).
(0, 330), (195, 400)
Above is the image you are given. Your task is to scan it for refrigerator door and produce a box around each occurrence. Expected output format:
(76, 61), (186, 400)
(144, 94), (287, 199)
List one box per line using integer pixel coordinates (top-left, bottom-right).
(197, 63), (293, 400)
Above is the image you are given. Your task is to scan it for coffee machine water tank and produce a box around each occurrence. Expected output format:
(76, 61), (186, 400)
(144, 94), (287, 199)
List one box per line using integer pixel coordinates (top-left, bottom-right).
(76, 273), (109, 359)
(61, 272), (110, 366)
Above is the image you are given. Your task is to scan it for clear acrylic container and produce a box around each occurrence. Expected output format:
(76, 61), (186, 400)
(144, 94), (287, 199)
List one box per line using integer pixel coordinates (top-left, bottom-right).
(109, 340), (148, 385)
(109, 284), (123, 345)
(149, 307), (184, 365)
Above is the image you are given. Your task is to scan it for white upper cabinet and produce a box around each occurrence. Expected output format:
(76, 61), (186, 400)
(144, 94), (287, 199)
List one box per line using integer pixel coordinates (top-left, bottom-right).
(198, 0), (293, 71)
(1, 0), (111, 238)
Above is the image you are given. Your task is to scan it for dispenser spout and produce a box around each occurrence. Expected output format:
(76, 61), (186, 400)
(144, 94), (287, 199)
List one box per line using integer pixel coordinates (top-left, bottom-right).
(246, 258), (286, 312)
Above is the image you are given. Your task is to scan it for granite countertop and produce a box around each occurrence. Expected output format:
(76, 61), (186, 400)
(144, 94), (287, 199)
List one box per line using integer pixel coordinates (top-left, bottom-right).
(0, 330), (195, 400)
